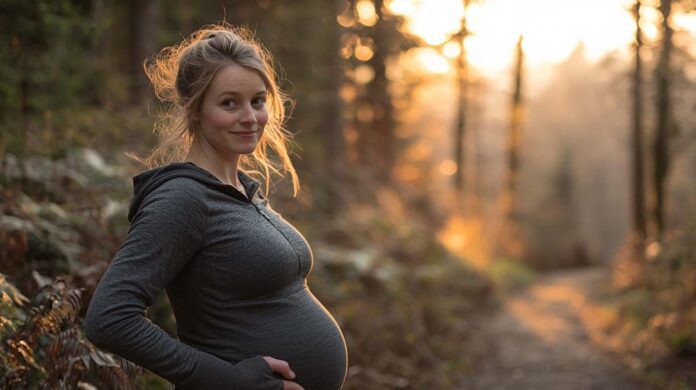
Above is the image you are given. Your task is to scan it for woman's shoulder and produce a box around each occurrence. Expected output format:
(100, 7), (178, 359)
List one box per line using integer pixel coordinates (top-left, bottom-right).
(147, 177), (209, 210)
(156, 175), (209, 192)
(130, 176), (210, 223)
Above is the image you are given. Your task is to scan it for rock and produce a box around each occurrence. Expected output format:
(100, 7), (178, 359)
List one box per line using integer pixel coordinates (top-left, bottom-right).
(0, 215), (33, 232)
(0, 212), (78, 269)
(314, 244), (379, 274)
(77, 148), (121, 177)
(100, 199), (127, 226)
(1, 153), (22, 181)
(1, 154), (88, 202)
(38, 202), (69, 221)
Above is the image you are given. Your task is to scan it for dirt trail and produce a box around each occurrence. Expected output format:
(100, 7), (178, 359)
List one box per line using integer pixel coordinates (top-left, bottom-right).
(463, 266), (648, 390)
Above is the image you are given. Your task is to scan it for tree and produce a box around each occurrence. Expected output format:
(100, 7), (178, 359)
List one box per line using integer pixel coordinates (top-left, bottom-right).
(496, 34), (526, 259)
(128, 0), (158, 104)
(452, 0), (471, 211)
(345, 0), (414, 186)
(652, 0), (674, 239)
(320, 0), (349, 215)
(363, 0), (397, 183)
(631, 0), (648, 248)
(503, 35), (524, 224)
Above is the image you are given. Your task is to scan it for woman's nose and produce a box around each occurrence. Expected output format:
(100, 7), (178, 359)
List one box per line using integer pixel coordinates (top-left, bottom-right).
(239, 103), (257, 125)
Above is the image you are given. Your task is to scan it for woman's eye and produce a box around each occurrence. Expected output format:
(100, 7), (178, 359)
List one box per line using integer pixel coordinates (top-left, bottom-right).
(222, 99), (237, 108)
(252, 97), (267, 108)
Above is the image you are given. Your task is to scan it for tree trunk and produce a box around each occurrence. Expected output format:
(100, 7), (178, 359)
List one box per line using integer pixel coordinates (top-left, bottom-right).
(470, 79), (483, 216)
(128, 0), (158, 104)
(631, 0), (647, 244)
(322, 0), (347, 215)
(652, 0), (673, 239)
(495, 35), (525, 259)
(504, 35), (524, 224)
(365, 0), (395, 184)
(453, 2), (470, 211)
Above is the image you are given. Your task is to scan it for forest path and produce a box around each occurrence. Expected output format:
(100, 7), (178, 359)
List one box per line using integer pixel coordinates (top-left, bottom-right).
(464, 266), (648, 389)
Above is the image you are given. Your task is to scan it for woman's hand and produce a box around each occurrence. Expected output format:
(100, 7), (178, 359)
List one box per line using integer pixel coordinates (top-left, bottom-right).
(262, 356), (304, 390)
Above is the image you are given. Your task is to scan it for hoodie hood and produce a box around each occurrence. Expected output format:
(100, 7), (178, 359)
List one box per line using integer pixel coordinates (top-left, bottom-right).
(127, 162), (261, 222)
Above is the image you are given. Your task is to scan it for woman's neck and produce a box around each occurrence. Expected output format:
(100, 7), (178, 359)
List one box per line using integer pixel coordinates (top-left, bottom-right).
(184, 141), (243, 189)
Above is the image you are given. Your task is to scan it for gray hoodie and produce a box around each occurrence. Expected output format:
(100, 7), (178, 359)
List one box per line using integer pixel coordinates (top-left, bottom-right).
(84, 162), (348, 390)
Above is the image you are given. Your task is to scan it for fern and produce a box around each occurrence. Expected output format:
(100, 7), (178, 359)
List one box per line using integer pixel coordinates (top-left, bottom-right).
(0, 273), (29, 339)
(0, 273), (140, 389)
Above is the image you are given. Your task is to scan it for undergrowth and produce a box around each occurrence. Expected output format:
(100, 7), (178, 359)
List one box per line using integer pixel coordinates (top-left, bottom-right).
(612, 214), (696, 389)
(0, 273), (140, 389)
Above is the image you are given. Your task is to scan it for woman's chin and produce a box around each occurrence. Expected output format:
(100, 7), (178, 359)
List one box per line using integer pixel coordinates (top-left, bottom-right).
(232, 145), (259, 155)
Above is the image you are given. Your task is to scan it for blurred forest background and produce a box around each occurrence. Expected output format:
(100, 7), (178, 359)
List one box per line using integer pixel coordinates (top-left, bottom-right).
(1, 0), (695, 389)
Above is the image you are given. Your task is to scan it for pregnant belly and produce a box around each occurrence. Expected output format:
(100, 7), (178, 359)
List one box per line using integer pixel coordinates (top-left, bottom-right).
(182, 286), (348, 390)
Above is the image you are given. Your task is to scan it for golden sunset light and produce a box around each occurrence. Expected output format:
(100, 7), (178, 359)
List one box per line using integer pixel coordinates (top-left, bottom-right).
(387, 0), (695, 74)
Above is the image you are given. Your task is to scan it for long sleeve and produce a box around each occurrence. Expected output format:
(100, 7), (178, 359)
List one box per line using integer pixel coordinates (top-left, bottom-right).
(84, 179), (281, 389)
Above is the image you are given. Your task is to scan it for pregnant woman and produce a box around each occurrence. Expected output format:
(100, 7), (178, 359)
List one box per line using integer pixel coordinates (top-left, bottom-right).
(85, 24), (348, 390)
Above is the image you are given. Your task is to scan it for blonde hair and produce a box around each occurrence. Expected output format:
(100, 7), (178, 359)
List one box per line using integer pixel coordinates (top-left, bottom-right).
(130, 23), (299, 196)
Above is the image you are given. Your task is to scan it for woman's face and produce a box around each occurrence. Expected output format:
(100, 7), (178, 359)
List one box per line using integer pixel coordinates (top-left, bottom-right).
(194, 63), (269, 158)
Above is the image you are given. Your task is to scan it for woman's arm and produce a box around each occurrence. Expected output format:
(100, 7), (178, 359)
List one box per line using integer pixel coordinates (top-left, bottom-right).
(84, 178), (280, 389)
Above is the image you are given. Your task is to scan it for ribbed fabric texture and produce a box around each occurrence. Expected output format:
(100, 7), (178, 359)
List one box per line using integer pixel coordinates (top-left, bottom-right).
(85, 162), (348, 390)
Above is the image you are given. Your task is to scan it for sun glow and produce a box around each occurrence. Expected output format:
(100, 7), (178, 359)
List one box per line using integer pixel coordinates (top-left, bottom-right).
(393, 0), (465, 45)
(387, 0), (694, 74)
(414, 47), (451, 74)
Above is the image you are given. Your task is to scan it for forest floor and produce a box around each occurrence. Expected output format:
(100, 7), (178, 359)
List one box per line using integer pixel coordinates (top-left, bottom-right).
(461, 266), (650, 390)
